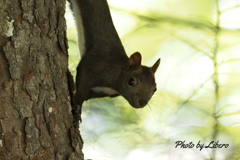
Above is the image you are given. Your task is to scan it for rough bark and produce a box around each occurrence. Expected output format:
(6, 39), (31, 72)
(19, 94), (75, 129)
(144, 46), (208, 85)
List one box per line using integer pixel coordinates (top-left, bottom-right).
(0, 0), (83, 159)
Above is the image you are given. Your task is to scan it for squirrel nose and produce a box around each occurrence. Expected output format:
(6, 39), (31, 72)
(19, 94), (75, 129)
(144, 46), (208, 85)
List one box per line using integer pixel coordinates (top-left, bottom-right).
(138, 99), (147, 107)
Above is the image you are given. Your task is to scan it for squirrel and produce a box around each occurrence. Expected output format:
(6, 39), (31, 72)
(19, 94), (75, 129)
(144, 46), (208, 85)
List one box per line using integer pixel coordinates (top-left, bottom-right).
(69, 0), (160, 116)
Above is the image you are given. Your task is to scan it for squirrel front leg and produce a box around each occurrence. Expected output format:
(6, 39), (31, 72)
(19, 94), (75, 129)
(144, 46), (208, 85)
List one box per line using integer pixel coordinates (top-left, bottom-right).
(74, 65), (88, 122)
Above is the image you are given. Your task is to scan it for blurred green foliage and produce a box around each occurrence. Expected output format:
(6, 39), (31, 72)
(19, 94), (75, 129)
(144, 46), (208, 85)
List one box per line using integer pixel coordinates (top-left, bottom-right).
(66, 0), (240, 159)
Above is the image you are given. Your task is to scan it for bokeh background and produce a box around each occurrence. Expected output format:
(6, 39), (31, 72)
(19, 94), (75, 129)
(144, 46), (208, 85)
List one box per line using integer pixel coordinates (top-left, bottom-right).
(66, 0), (240, 159)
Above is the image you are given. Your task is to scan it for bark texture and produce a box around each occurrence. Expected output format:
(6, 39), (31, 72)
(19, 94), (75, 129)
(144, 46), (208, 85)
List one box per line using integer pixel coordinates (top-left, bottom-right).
(0, 0), (83, 159)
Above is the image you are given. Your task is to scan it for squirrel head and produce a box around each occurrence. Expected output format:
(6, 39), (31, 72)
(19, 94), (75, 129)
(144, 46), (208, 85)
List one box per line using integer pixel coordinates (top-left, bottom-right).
(118, 52), (160, 108)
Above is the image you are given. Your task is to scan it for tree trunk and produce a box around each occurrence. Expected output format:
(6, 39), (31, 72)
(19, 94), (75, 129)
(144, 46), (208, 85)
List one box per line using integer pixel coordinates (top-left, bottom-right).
(0, 0), (83, 159)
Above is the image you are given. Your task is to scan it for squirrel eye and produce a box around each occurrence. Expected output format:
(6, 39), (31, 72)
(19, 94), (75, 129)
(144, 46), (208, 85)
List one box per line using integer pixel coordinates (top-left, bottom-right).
(128, 78), (135, 86)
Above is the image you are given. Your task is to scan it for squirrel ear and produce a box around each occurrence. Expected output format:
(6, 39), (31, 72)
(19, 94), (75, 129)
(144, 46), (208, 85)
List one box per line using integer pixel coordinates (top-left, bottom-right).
(151, 58), (160, 73)
(128, 52), (142, 70)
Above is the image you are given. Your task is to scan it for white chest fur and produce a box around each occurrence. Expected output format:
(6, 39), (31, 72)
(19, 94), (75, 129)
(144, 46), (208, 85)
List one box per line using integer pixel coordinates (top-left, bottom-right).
(91, 87), (119, 96)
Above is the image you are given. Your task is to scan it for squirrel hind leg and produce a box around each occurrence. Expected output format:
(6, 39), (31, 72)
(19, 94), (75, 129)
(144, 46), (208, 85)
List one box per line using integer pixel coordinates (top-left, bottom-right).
(87, 87), (120, 100)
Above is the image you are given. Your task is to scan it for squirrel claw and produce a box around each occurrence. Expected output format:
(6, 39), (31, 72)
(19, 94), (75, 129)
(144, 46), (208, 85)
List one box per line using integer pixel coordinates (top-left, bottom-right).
(72, 104), (82, 127)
